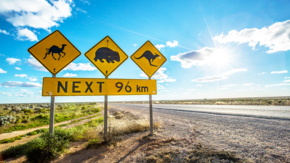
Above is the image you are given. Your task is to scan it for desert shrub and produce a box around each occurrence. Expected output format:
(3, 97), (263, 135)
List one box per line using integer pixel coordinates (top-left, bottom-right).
(1, 143), (29, 159)
(15, 119), (22, 124)
(0, 115), (17, 126)
(81, 106), (86, 110)
(91, 108), (101, 113)
(22, 109), (32, 114)
(86, 138), (99, 148)
(22, 119), (30, 123)
(25, 130), (71, 163)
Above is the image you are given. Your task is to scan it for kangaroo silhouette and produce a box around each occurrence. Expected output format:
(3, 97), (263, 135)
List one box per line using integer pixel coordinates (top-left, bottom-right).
(134, 50), (160, 67)
(44, 44), (67, 60)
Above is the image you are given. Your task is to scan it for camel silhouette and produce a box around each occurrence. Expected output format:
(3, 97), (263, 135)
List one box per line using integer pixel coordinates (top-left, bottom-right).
(44, 44), (67, 60)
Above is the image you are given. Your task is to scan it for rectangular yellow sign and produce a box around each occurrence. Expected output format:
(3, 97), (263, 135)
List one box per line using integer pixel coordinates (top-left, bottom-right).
(42, 78), (157, 96)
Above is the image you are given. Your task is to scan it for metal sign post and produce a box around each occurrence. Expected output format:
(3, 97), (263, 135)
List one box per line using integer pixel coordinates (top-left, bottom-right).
(149, 76), (153, 136)
(28, 30), (80, 135)
(49, 74), (56, 134)
(130, 40), (167, 136)
(104, 76), (108, 142)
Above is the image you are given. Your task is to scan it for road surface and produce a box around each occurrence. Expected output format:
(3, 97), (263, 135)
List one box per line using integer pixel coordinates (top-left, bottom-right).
(111, 103), (290, 120)
(109, 103), (290, 162)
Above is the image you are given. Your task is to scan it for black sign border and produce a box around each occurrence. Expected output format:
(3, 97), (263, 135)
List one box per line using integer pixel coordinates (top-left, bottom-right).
(27, 30), (81, 75)
(130, 40), (167, 78)
(84, 36), (129, 77)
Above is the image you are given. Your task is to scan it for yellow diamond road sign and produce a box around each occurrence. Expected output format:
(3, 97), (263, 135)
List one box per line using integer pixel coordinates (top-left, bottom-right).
(85, 36), (128, 77)
(131, 41), (167, 77)
(28, 30), (81, 75)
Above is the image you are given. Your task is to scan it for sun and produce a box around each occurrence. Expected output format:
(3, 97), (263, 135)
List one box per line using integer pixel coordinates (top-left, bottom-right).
(207, 48), (232, 68)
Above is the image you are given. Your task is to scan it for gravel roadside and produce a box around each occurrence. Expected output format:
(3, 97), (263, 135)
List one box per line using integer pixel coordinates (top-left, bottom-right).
(110, 104), (290, 162)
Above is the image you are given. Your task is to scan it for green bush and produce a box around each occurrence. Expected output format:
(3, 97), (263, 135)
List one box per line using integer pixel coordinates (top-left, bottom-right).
(22, 119), (30, 123)
(1, 143), (29, 159)
(25, 129), (71, 163)
(15, 119), (22, 124)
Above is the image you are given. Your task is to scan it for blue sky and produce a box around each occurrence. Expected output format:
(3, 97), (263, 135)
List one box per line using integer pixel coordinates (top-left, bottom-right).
(1, 0), (290, 103)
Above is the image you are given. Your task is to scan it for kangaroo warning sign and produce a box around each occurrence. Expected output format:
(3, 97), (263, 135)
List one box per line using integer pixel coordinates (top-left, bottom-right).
(42, 78), (157, 96)
(85, 36), (128, 77)
(131, 41), (167, 77)
(28, 30), (81, 75)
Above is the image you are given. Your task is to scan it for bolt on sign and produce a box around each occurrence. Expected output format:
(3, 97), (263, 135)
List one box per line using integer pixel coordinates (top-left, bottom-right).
(28, 30), (81, 75)
(42, 78), (157, 96)
(131, 41), (167, 77)
(85, 36), (128, 77)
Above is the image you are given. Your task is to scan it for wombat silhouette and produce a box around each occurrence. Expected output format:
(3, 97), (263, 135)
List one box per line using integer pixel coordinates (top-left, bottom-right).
(44, 44), (67, 60)
(94, 47), (120, 63)
(135, 50), (160, 67)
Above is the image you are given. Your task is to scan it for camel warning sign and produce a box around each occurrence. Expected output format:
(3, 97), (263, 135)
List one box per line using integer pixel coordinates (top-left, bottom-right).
(85, 36), (128, 77)
(131, 41), (167, 77)
(28, 30), (81, 75)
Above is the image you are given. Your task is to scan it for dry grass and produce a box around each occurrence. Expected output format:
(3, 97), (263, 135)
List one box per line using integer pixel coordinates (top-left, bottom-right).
(85, 111), (162, 147)
(135, 138), (253, 163)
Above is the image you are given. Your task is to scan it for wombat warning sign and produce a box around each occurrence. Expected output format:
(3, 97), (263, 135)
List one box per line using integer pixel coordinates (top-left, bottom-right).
(85, 36), (128, 77)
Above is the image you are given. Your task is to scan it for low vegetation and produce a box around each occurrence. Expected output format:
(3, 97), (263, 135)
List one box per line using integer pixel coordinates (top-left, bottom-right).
(135, 138), (252, 163)
(0, 110), (161, 162)
(0, 103), (101, 134)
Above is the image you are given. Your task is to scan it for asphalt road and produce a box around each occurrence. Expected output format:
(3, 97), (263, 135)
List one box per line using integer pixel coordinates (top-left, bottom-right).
(111, 103), (290, 120)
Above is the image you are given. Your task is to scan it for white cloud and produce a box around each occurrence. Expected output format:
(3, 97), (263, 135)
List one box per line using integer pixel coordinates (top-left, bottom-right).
(258, 72), (265, 75)
(64, 63), (96, 71)
(171, 47), (219, 68)
(20, 89), (28, 91)
(15, 74), (28, 78)
(271, 70), (288, 74)
(192, 76), (227, 82)
(166, 40), (178, 47)
(6, 58), (21, 65)
(221, 68), (247, 76)
(155, 44), (166, 50)
(266, 83), (290, 87)
(15, 67), (21, 70)
(27, 56), (47, 71)
(80, 0), (90, 4)
(285, 77), (290, 79)
(284, 80), (290, 82)
(133, 44), (137, 46)
(1, 81), (41, 87)
(157, 84), (165, 90)
(29, 77), (37, 81)
(63, 73), (77, 77)
(15, 94), (25, 97)
(0, 0), (74, 30)
(140, 67), (176, 83)
(221, 84), (236, 87)
(213, 20), (290, 53)
(0, 92), (12, 96)
(0, 68), (7, 73)
(196, 84), (203, 86)
(191, 69), (246, 83)
(17, 28), (38, 41)
(243, 83), (255, 86)
(76, 7), (87, 14)
(0, 29), (9, 35)
(218, 87), (228, 90)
